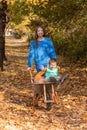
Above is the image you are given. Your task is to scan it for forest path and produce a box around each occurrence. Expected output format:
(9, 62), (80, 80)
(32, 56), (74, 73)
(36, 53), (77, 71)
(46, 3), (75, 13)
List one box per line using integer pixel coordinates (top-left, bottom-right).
(0, 36), (87, 130)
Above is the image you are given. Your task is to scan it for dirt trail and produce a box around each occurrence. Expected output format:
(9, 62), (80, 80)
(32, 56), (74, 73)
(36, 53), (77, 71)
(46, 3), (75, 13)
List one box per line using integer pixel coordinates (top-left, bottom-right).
(0, 37), (87, 130)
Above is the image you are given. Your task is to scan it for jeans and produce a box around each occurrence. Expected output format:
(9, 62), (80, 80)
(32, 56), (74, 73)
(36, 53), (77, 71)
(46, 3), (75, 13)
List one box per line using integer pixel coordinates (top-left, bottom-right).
(36, 64), (47, 72)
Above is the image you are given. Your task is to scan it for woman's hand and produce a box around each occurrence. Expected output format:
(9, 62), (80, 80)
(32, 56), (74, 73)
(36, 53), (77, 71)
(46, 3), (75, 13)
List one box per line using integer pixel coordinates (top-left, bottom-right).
(27, 67), (31, 70)
(28, 67), (32, 78)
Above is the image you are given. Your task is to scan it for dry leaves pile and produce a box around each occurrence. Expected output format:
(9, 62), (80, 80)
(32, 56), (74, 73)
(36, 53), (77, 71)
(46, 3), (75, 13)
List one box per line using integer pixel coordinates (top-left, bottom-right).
(0, 37), (87, 130)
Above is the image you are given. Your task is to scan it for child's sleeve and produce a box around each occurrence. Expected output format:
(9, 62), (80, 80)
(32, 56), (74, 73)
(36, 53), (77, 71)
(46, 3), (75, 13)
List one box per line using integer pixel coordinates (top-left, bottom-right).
(35, 68), (47, 78)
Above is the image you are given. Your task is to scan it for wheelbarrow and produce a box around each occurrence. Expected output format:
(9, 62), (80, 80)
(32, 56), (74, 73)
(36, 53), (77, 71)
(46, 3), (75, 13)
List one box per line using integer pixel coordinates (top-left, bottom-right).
(29, 69), (59, 110)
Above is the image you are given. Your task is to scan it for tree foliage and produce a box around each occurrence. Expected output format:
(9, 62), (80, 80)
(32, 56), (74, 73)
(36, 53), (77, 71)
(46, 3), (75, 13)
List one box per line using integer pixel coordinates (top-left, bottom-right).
(7, 0), (87, 63)
(9, 0), (30, 25)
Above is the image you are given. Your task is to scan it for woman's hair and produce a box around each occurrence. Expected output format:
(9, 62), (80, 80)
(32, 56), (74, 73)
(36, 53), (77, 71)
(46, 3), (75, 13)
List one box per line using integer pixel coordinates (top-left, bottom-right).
(35, 26), (45, 48)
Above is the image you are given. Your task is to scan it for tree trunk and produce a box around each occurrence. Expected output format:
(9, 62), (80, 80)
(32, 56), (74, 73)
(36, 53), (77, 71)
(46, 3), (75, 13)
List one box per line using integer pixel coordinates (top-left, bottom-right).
(0, 0), (7, 71)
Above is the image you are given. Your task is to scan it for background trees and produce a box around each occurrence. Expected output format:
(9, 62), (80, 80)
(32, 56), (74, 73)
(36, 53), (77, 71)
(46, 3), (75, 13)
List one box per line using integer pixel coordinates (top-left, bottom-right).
(14, 0), (87, 63)
(28, 0), (87, 63)
(0, 0), (87, 71)
(0, 0), (8, 71)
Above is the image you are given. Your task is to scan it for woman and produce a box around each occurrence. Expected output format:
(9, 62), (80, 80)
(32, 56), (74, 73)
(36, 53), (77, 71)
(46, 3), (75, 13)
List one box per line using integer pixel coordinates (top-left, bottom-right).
(28, 26), (56, 72)
(28, 26), (56, 109)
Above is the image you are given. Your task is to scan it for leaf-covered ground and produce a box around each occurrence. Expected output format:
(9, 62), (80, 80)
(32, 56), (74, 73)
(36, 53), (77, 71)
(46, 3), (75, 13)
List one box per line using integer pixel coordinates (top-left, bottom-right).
(0, 36), (87, 130)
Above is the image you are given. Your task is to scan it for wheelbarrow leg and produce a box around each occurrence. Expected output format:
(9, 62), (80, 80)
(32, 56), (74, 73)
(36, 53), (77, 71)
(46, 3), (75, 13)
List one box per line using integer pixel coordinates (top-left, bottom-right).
(33, 91), (39, 107)
(43, 84), (46, 102)
(51, 84), (55, 100)
(43, 84), (55, 110)
(51, 84), (59, 104)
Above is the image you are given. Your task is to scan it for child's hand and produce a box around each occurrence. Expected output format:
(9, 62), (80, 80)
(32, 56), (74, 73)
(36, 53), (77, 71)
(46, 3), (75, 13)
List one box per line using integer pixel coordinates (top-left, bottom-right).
(58, 66), (60, 70)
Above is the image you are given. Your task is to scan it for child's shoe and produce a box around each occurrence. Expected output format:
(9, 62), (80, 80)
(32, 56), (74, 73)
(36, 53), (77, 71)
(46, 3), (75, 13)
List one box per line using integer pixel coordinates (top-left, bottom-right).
(60, 74), (69, 83)
(56, 74), (69, 90)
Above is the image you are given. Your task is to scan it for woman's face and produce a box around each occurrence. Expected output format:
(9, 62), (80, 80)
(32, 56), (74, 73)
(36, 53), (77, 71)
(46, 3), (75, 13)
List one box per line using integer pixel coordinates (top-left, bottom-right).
(37, 27), (44, 37)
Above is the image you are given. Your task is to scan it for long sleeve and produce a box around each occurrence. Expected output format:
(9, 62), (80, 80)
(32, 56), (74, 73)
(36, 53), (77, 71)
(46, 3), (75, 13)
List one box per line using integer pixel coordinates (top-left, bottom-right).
(46, 38), (56, 58)
(28, 41), (35, 67)
(28, 37), (56, 67)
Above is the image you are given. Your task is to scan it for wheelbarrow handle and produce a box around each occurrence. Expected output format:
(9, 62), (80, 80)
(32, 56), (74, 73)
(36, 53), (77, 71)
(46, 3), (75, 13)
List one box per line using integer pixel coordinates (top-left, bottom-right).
(29, 69), (33, 78)
(29, 69), (34, 83)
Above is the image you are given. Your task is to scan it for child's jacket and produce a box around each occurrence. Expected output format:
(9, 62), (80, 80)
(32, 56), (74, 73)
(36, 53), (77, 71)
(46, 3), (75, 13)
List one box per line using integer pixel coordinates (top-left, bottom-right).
(45, 66), (60, 80)
(35, 65), (60, 80)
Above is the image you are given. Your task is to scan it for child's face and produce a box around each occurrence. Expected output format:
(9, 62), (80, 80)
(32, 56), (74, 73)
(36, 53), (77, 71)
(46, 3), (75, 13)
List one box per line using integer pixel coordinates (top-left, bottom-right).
(49, 62), (57, 70)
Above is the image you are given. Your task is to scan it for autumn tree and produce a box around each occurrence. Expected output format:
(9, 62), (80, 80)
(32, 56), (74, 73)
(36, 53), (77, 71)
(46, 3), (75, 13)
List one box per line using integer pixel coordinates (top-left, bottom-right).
(28, 0), (87, 63)
(0, 0), (87, 71)
(0, 0), (29, 71)
(0, 0), (8, 71)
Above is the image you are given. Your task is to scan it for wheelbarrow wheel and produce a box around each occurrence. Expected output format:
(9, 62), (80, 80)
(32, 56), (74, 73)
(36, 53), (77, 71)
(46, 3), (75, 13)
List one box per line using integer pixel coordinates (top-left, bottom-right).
(46, 92), (52, 111)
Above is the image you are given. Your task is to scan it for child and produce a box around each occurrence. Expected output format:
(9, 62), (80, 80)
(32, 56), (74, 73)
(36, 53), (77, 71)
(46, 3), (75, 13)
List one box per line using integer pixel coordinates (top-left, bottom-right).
(33, 58), (68, 109)
(34, 58), (61, 83)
